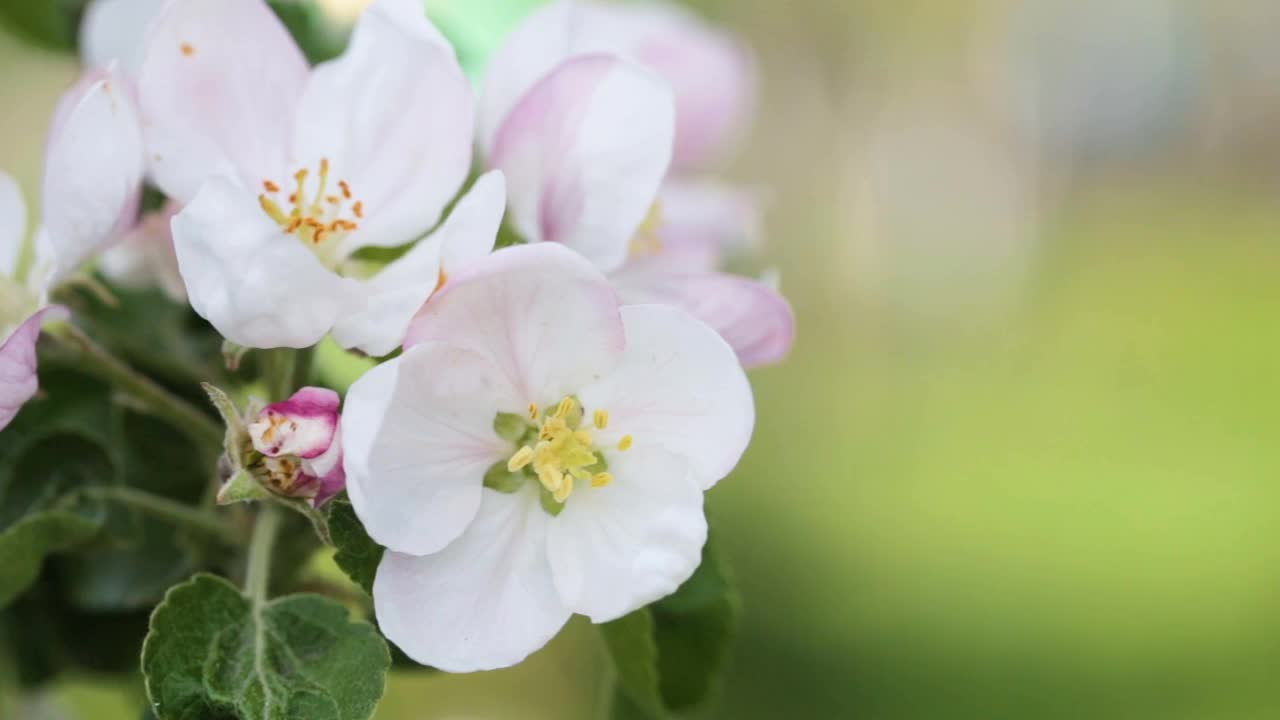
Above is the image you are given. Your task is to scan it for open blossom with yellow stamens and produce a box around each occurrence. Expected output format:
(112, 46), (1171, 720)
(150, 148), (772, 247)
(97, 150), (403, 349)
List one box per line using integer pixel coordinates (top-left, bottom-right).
(341, 244), (754, 673)
(138, 0), (501, 353)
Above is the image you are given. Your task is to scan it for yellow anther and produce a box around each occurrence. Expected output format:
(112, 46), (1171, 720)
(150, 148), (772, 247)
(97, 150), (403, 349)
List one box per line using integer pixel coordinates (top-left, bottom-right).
(617, 435), (633, 451)
(553, 474), (573, 503)
(311, 157), (331, 213)
(629, 201), (665, 256)
(507, 445), (534, 472)
(528, 402), (540, 420)
(591, 472), (612, 488)
(593, 409), (609, 429)
(554, 397), (575, 419)
(258, 195), (289, 225)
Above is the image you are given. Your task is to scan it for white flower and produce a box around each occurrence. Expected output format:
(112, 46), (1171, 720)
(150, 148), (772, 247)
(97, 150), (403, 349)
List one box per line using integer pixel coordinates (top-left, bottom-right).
(476, 0), (793, 367)
(0, 67), (144, 428)
(140, 0), (500, 352)
(342, 243), (754, 672)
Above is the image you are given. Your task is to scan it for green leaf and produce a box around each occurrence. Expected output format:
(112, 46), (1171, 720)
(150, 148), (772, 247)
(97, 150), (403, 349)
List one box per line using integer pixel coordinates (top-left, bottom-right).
(0, 0), (81, 52)
(601, 610), (665, 718)
(326, 499), (382, 596)
(143, 573), (390, 720)
(0, 505), (100, 608)
(601, 536), (741, 718)
(268, 0), (348, 64)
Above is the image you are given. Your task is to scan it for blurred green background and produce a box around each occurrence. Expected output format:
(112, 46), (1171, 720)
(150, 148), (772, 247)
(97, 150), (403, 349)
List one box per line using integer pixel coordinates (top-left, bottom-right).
(6, 0), (1280, 717)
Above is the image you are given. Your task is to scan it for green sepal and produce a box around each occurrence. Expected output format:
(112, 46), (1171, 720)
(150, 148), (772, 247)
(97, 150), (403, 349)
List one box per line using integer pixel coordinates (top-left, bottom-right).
(142, 573), (391, 720)
(492, 411), (531, 444)
(538, 486), (564, 517)
(483, 460), (526, 494)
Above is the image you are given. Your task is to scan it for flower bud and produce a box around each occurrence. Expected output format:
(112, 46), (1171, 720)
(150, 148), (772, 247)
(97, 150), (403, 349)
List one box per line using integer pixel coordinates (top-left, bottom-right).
(246, 387), (346, 506)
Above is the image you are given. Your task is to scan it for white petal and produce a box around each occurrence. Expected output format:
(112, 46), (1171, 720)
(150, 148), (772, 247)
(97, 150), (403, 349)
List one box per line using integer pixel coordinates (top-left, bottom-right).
(476, 0), (580, 155)
(80, 0), (167, 78)
(578, 304), (753, 490)
(547, 447), (705, 622)
(611, 270), (794, 369)
(655, 178), (763, 271)
(137, 0), (307, 203)
(0, 171), (26, 279)
(490, 54), (674, 272)
(42, 66), (144, 282)
(0, 306), (69, 431)
(403, 243), (623, 403)
(343, 341), (517, 555)
(330, 171), (506, 357)
(294, 0), (473, 254)
(374, 487), (570, 673)
(171, 176), (349, 349)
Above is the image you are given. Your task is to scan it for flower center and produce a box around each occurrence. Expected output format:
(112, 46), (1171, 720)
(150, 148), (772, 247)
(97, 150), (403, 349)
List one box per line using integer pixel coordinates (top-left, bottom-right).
(258, 158), (364, 267)
(504, 396), (632, 506)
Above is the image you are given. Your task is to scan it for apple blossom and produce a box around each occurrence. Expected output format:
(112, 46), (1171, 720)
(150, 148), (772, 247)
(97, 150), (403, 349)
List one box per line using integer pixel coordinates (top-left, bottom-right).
(342, 243), (753, 672)
(141, 0), (499, 353)
(0, 67), (144, 430)
(478, 0), (793, 367)
(247, 386), (345, 506)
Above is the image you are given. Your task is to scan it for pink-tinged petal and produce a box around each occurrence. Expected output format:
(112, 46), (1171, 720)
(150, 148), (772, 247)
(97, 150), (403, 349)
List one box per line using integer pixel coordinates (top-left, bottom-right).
(374, 487), (570, 672)
(137, 0), (307, 203)
(302, 430), (346, 507)
(622, 3), (756, 170)
(477, 0), (580, 155)
(404, 243), (623, 404)
(343, 342), (516, 556)
(248, 386), (339, 459)
(611, 270), (794, 368)
(171, 175), (352, 349)
(578, 304), (753, 490)
(0, 306), (69, 431)
(80, 0), (167, 77)
(0, 171), (26, 279)
(42, 65), (144, 282)
(653, 178), (764, 272)
(330, 171), (505, 357)
(294, 0), (473, 254)
(98, 201), (186, 303)
(547, 447), (705, 622)
(490, 54), (674, 273)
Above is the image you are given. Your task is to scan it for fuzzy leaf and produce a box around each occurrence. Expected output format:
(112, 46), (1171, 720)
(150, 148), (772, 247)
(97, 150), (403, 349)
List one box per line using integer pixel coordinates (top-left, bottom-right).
(142, 573), (390, 720)
(326, 499), (382, 596)
(0, 506), (100, 608)
(601, 536), (740, 718)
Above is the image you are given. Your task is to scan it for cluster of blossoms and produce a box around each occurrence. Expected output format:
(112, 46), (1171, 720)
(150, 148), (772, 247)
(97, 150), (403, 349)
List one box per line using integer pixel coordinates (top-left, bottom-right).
(2, 0), (792, 672)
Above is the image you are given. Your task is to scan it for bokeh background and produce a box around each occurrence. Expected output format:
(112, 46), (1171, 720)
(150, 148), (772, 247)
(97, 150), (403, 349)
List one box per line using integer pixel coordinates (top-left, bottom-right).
(5, 0), (1280, 717)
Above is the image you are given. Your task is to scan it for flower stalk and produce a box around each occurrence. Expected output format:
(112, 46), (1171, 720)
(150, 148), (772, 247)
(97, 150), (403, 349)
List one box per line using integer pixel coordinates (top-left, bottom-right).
(80, 485), (242, 546)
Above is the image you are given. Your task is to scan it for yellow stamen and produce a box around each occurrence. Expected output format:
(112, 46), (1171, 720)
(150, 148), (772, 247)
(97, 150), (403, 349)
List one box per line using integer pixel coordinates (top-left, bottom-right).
(617, 435), (633, 451)
(527, 403), (540, 420)
(593, 409), (609, 429)
(258, 195), (289, 225)
(554, 397), (574, 418)
(507, 445), (534, 472)
(310, 157), (330, 214)
(591, 472), (612, 488)
(553, 474), (573, 503)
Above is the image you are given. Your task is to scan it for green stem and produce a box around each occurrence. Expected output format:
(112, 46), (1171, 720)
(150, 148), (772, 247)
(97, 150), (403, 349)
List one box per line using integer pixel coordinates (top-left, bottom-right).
(244, 503), (282, 601)
(80, 486), (242, 546)
(264, 348), (297, 400)
(46, 325), (223, 450)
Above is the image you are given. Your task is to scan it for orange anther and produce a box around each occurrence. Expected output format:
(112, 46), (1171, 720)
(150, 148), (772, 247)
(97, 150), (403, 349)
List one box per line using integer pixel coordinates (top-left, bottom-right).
(263, 180), (280, 193)
(180, 42), (195, 56)
(338, 180), (352, 199)
(353, 201), (364, 218)
(326, 195), (339, 205)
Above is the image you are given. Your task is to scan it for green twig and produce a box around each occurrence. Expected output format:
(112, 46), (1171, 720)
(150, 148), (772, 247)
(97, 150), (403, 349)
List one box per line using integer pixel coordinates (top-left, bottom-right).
(46, 325), (224, 450)
(80, 486), (243, 547)
(244, 503), (282, 602)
